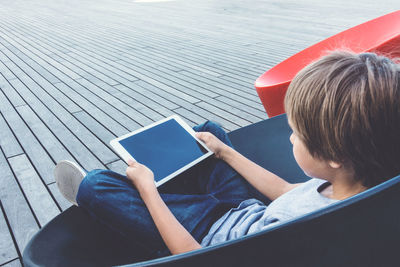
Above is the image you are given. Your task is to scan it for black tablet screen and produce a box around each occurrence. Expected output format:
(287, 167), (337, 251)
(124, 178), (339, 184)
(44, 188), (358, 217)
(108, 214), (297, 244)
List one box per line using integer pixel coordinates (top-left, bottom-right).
(119, 119), (209, 183)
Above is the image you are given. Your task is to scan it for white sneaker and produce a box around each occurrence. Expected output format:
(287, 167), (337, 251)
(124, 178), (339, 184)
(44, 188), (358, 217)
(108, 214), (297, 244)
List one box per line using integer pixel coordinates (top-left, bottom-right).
(54, 160), (86, 206)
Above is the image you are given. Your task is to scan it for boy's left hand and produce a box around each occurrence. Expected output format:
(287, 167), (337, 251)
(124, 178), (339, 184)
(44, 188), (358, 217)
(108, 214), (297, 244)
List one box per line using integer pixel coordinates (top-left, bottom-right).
(126, 159), (156, 194)
(195, 132), (231, 161)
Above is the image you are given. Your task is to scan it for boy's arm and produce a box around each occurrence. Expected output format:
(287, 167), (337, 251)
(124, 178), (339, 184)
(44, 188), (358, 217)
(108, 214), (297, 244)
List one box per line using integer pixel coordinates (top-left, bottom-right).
(126, 161), (201, 255)
(223, 146), (300, 200)
(196, 132), (301, 201)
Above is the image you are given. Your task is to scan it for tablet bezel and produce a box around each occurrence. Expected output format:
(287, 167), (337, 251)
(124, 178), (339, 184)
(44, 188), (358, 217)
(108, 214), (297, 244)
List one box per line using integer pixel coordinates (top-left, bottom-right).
(110, 115), (214, 187)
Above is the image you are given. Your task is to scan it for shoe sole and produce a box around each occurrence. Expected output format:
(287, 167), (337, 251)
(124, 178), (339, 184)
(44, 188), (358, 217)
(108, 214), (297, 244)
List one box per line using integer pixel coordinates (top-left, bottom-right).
(54, 160), (86, 206)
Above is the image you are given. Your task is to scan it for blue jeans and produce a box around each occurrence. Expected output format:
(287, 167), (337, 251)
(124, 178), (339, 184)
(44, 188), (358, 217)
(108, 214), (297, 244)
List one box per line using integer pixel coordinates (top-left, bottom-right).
(77, 121), (253, 259)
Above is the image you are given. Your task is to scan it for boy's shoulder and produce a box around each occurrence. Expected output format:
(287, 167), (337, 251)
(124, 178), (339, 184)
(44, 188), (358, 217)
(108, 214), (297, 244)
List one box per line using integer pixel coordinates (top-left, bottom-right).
(266, 179), (337, 217)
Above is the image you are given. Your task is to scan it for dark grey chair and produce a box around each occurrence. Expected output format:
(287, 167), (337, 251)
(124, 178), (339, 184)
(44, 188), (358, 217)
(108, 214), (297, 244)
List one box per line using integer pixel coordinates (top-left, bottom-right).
(23, 114), (400, 267)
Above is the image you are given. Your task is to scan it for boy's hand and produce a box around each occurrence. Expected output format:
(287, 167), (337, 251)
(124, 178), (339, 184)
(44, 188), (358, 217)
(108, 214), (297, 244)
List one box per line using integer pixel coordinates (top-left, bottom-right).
(126, 160), (156, 195)
(195, 132), (231, 160)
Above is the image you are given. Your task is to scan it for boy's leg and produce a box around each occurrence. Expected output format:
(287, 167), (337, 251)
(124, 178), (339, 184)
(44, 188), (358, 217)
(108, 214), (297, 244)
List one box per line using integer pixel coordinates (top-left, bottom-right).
(76, 169), (230, 258)
(76, 122), (254, 258)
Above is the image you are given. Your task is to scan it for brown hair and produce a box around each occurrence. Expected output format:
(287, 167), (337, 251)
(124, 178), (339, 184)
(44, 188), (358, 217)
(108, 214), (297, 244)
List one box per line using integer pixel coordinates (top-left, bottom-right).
(285, 51), (400, 187)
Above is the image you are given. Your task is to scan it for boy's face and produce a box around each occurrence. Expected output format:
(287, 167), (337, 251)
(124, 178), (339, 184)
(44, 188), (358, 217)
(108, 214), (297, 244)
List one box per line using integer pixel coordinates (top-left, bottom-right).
(289, 122), (333, 180)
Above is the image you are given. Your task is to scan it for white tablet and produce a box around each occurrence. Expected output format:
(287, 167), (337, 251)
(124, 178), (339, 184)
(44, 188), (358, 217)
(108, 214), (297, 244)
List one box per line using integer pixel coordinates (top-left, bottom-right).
(110, 115), (213, 187)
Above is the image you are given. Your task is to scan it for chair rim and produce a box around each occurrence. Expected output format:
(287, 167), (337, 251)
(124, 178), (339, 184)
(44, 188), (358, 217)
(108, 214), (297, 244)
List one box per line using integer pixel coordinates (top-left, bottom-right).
(127, 174), (400, 266)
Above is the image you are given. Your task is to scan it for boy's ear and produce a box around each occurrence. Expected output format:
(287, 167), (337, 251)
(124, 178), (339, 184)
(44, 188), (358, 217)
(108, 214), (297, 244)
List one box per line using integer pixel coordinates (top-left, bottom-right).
(328, 161), (342, 169)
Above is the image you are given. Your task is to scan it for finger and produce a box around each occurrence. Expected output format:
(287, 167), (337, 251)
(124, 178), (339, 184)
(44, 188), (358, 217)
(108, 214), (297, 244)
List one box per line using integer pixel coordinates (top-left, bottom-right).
(127, 159), (137, 166)
(195, 132), (206, 140)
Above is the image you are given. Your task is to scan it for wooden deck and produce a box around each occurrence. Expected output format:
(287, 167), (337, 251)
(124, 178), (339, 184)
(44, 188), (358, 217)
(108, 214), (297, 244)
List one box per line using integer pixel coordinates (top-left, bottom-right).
(0, 0), (399, 265)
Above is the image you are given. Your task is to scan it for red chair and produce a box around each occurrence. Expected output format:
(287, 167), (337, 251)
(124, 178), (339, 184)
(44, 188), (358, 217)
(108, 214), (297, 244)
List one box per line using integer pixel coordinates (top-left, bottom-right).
(255, 10), (400, 117)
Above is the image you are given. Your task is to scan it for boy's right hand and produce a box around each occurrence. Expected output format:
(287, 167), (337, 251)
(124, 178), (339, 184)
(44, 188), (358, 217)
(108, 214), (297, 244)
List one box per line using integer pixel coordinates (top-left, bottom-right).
(126, 160), (157, 196)
(195, 132), (231, 161)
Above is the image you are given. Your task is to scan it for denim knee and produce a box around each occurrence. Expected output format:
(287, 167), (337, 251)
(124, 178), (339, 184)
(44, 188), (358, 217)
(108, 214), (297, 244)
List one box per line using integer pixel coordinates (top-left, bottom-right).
(193, 120), (221, 132)
(76, 169), (104, 207)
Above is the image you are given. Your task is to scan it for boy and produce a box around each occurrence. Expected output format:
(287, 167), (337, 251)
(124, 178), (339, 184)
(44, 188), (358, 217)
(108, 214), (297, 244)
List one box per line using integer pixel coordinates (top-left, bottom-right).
(55, 51), (400, 259)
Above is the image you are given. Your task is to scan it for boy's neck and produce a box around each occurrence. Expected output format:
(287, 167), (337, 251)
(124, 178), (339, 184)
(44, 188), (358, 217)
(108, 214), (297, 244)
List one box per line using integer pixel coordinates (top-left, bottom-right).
(320, 173), (367, 200)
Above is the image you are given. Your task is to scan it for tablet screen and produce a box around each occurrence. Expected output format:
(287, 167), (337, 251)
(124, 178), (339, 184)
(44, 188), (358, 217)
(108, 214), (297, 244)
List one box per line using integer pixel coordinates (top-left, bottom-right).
(118, 118), (209, 183)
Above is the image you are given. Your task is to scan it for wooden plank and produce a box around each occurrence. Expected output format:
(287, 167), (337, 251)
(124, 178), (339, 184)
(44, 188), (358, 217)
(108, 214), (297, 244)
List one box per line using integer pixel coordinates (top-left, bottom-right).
(114, 59), (221, 99)
(196, 101), (252, 127)
(5, 75), (109, 170)
(2, 2), (268, 80)
(0, 37), (74, 86)
(53, 82), (130, 137)
(110, 90), (165, 122)
(198, 97), (262, 124)
(219, 74), (256, 88)
(47, 183), (72, 212)
(71, 52), (201, 104)
(0, 51), (25, 78)
(116, 82), (178, 111)
(177, 70), (259, 98)
(9, 80), (83, 114)
(0, 41), (139, 135)
(0, 32), (80, 81)
(216, 96), (267, 119)
(213, 60), (264, 77)
(73, 63), (120, 86)
(82, 74), (122, 92)
(122, 49), (222, 78)
(67, 55), (131, 85)
(121, 52), (182, 72)
(106, 160), (127, 175)
(0, 61), (17, 80)
(7, 76), (117, 168)
(134, 80), (240, 131)
(0, 113), (23, 158)
(1, 258), (22, 267)
(8, 154), (60, 227)
(75, 77), (154, 126)
(0, 90), (55, 184)
(0, 75), (25, 107)
(73, 110), (117, 146)
(66, 51), (140, 82)
(6, 78), (38, 106)
(0, 205), (18, 265)
(0, 150), (39, 253)
(22, 57), (61, 84)
(143, 46), (256, 83)
(16, 105), (76, 164)
(65, 79), (142, 132)
(173, 107), (205, 127)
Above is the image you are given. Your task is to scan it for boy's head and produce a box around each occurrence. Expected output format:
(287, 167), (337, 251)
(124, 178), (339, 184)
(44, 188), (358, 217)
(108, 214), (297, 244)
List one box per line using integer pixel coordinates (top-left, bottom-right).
(285, 51), (400, 188)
